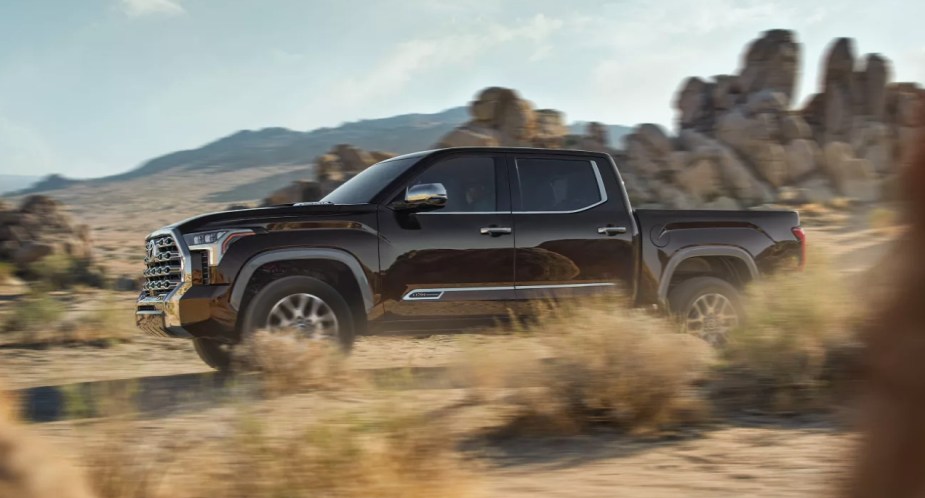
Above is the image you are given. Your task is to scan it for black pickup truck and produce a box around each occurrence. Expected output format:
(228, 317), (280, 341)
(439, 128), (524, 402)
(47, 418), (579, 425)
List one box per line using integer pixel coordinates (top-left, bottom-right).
(136, 147), (804, 369)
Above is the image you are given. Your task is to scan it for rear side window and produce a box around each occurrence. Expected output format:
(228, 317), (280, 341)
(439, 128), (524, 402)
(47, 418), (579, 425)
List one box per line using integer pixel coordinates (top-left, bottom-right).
(515, 158), (604, 212)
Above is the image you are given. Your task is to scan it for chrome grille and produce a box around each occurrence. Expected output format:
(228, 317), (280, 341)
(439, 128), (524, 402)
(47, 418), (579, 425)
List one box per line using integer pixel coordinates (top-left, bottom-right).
(142, 235), (182, 298)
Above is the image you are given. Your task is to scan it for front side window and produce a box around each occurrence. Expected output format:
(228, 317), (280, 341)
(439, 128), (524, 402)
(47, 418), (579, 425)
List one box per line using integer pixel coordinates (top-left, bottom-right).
(516, 158), (603, 212)
(408, 156), (497, 212)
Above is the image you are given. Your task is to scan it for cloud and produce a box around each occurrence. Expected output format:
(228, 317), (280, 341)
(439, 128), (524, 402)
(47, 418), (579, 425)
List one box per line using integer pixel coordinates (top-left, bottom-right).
(322, 14), (564, 109)
(119, 0), (185, 18)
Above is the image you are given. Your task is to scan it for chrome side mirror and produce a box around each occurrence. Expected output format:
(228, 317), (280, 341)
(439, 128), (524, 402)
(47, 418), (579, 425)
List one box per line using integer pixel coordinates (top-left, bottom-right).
(399, 183), (447, 210)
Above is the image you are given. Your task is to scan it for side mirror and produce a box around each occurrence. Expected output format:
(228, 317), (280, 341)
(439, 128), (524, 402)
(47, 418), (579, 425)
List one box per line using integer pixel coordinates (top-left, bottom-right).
(395, 183), (447, 211)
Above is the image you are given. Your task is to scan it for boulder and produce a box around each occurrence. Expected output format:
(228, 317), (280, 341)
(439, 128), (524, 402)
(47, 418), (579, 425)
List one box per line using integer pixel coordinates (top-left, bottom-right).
(702, 196), (741, 210)
(13, 242), (54, 265)
(781, 114), (812, 142)
(822, 141), (855, 189)
(263, 180), (323, 206)
(635, 123), (674, 156)
(333, 144), (375, 173)
(785, 139), (821, 181)
(738, 29), (800, 104)
(369, 151), (397, 163)
(533, 109), (567, 148)
(436, 127), (500, 148)
(745, 89), (788, 116)
(861, 54), (890, 120)
(676, 77), (709, 129)
(676, 159), (722, 200)
(841, 158), (879, 202)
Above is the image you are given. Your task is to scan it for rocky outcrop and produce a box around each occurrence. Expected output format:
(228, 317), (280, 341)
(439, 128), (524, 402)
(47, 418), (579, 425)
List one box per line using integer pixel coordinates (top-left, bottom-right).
(0, 195), (94, 273)
(436, 87), (581, 149)
(263, 145), (396, 205)
(620, 30), (925, 208)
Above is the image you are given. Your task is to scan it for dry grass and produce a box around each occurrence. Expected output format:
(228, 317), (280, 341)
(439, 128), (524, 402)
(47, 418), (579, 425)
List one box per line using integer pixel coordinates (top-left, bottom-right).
(0, 385), (97, 498)
(717, 253), (861, 412)
(0, 262), (14, 284)
(77, 394), (476, 498)
(457, 302), (715, 436)
(1, 292), (133, 347)
(234, 329), (359, 395)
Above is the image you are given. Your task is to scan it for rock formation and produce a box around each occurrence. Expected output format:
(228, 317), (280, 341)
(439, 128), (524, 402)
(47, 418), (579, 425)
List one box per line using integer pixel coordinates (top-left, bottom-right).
(0, 196), (94, 271)
(263, 145), (396, 205)
(621, 30), (925, 208)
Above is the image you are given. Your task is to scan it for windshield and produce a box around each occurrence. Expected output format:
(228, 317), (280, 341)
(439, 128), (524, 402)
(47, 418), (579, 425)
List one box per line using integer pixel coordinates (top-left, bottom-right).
(321, 156), (421, 204)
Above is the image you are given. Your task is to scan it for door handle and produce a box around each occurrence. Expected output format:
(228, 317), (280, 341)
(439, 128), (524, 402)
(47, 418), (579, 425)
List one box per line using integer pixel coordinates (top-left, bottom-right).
(597, 226), (627, 236)
(480, 227), (512, 236)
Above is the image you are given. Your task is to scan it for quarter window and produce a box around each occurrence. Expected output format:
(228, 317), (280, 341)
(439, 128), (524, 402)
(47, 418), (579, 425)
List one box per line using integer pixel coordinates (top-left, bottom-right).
(516, 158), (603, 212)
(409, 156), (497, 212)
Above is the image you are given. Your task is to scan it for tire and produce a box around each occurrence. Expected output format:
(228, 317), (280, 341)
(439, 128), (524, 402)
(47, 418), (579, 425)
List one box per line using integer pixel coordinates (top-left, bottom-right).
(668, 276), (743, 347)
(193, 338), (232, 371)
(240, 276), (356, 350)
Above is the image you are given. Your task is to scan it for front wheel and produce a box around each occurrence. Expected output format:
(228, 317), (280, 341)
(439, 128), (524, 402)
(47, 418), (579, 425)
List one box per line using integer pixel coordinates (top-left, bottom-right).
(240, 276), (356, 350)
(668, 276), (743, 347)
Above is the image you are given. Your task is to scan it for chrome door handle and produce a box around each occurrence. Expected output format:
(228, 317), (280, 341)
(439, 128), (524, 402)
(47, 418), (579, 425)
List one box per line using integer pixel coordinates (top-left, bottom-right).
(597, 226), (627, 236)
(480, 227), (512, 236)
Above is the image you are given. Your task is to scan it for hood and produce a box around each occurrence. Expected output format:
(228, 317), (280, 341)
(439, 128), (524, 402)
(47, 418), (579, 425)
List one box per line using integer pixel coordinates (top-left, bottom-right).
(171, 203), (378, 234)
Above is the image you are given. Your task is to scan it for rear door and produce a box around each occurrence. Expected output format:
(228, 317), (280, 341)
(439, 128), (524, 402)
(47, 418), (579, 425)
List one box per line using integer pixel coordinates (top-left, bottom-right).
(511, 153), (636, 299)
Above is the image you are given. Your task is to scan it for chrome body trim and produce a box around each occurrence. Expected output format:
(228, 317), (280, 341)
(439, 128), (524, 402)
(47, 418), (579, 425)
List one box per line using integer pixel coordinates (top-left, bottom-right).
(657, 246), (759, 305)
(401, 282), (617, 301)
(229, 248), (374, 312)
(135, 227), (194, 338)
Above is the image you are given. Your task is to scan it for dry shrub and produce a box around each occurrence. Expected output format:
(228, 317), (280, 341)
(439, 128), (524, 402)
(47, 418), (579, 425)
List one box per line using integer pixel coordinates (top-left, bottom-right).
(460, 303), (714, 436)
(0, 385), (97, 498)
(718, 252), (860, 412)
(211, 403), (474, 498)
(235, 329), (358, 395)
(868, 206), (899, 231)
(81, 397), (474, 498)
(1, 292), (132, 347)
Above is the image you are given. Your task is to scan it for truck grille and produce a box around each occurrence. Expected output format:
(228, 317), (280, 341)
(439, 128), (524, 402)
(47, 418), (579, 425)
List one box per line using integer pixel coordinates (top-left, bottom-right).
(142, 235), (182, 298)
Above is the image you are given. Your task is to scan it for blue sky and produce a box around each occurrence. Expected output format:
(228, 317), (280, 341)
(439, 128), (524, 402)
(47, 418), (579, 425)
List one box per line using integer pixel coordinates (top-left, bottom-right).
(1, 0), (923, 178)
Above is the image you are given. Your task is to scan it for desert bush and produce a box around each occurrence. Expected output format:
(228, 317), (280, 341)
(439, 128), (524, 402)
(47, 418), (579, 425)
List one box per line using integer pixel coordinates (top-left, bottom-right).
(211, 403), (474, 498)
(80, 393), (474, 498)
(25, 253), (105, 291)
(458, 302), (714, 436)
(2, 291), (65, 334)
(234, 329), (357, 395)
(717, 252), (861, 412)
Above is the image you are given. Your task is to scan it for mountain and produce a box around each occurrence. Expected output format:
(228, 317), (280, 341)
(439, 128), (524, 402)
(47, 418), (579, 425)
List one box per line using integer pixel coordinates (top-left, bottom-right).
(12, 106), (631, 196)
(0, 174), (42, 196)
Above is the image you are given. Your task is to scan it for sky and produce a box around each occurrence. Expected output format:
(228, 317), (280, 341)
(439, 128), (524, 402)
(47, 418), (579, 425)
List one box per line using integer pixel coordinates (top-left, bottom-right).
(0, 0), (923, 178)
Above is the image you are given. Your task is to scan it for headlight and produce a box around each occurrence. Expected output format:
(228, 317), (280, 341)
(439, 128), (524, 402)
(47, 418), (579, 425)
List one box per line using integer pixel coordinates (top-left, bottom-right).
(183, 229), (255, 265)
(186, 231), (225, 246)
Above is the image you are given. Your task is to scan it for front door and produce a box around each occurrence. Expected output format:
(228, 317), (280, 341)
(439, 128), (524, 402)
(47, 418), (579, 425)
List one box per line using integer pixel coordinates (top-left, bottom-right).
(378, 153), (514, 322)
(511, 153), (636, 300)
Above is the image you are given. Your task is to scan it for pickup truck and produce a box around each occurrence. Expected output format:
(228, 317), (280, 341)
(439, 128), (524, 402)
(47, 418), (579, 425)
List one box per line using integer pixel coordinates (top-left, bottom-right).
(136, 147), (805, 369)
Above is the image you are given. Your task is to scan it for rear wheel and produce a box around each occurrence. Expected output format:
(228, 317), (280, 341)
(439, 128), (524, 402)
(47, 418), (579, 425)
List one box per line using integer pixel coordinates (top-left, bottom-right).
(668, 276), (743, 347)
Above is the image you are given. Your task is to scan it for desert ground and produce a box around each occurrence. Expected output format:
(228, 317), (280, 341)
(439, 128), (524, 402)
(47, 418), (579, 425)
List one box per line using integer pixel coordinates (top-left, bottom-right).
(0, 180), (897, 497)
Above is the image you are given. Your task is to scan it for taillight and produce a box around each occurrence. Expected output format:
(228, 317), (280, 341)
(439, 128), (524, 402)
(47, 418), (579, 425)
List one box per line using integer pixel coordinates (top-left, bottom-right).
(792, 226), (806, 271)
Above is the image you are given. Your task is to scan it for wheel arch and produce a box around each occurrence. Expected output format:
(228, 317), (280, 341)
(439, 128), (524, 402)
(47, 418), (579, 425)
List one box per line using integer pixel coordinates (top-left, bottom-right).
(657, 246), (758, 306)
(229, 248), (374, 314)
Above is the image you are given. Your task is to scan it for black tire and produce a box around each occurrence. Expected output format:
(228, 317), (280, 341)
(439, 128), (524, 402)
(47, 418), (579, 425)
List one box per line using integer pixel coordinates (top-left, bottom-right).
(193, 338), (233, 371)
(667, 276), (743, 346)
(240, 276), (356, 350)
